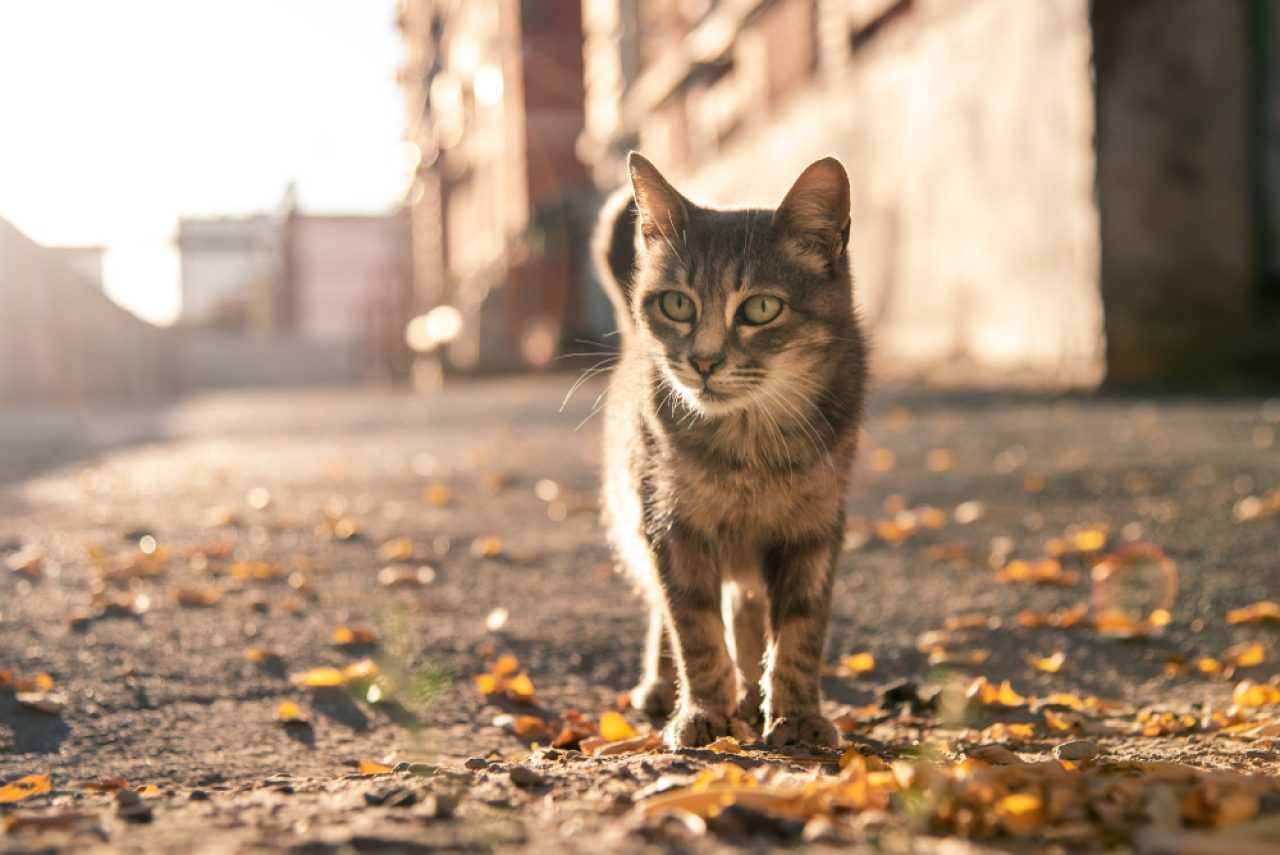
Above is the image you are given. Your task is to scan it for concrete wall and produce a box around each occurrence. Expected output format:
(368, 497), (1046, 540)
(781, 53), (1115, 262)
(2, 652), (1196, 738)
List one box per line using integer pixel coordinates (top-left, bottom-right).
(679, 0), (1104, 388)
(1093, 0), (1280, 385)
(0, 218), (176, 403)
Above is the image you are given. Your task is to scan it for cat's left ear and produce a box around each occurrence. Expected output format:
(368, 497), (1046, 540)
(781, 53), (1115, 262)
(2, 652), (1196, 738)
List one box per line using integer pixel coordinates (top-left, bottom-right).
(772, 157), (851, 274)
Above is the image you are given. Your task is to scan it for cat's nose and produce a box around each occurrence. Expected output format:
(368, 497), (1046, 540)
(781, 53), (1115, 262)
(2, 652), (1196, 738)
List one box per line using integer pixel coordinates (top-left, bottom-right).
(690, 355), (722, 378)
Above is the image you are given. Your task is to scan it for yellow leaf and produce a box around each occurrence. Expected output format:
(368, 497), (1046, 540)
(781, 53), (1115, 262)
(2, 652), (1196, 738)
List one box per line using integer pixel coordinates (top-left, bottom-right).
(1071, 528), (1107, 552)
(505, 672), (535, 704)
(995, 681), (1027, 707)
(475, 673), (501, 695)
(994, 792), (1044, 837)
(136, 784), (160, 796)
(1148, 608), (1172, 627)
(842, 652), (876, 675)
(492, 654), (520, 676)
(1227, 601), (1280, 625)
(359, 760), (393, 774)
(0, 773), (51, 803)
(704, 735), (744, 754)
(276, 701), (306, 723)
(599, 710), (639, 741)
(332, 625), (376, 646)
(1233, 680), (1280, 708)
(1027, 651), (1066, 674)
(1224, 641), (1265, 668)
(295, 667), (344, 688)
(1196, 657), (1223, 676)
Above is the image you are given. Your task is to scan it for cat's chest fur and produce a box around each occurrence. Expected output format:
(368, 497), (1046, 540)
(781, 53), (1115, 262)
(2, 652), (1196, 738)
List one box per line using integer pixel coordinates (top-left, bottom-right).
(643, 400), (850, 543)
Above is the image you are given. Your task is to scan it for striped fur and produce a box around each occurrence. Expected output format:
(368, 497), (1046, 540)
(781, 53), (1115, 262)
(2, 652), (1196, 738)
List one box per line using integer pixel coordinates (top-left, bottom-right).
(595, 154), (867, 747)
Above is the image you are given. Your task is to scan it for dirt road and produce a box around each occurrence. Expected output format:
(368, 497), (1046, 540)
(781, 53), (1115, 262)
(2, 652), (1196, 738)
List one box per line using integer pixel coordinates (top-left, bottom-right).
(2, 378), (1277, 852)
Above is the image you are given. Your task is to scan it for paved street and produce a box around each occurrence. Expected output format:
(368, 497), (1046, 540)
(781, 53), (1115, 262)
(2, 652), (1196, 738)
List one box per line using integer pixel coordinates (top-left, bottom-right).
(1, 376), (1277, 852)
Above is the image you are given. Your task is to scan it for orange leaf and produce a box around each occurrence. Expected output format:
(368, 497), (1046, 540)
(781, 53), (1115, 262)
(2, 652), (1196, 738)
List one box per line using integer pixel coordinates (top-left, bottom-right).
(475, 673), (502, 695)
(277, 701), (306, 723)
(1227, 601), (1280, 625)
(295, 667), (344, 688)
(842, 652), (876, 675)
(1224, 641), (1266, 668)
(1026, 651), (1066, 674)
(492, 654), (520, 676)
(0, 773), (51, 803)
(359, 760), (393, 774)
(599, 710), (639, 741)
(505, 672), (535, 705)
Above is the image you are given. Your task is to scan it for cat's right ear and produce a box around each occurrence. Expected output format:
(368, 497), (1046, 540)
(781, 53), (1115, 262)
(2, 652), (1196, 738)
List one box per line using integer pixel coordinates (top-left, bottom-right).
(628, 153), (689, 246)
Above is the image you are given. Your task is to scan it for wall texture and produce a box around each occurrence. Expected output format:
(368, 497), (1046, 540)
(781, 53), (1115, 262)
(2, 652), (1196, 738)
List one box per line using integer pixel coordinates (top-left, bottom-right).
(681, 0), (1104, 388)
(0, 218), (176, 403)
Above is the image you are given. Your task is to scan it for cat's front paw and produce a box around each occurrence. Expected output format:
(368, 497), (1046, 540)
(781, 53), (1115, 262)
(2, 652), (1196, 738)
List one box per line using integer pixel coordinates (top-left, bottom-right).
(630, 679), (676, 717)
(663, 706), (733, 748)
(764, 713), (838, 747)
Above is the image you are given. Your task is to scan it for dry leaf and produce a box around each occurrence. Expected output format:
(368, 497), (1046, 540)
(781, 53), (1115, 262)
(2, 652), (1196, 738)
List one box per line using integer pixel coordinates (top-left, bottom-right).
(0, 774), (51, 803)
(1027, 651), (1066, 674)
(599, 710), (639, 741)
(1226, 601), (1280, 625)
(277, 701), (307, 724)
(704, 735), (745, 754)
(492, 654), (520, 676)
(294, 667), (344, 688)
(332, 625), (376, 646)
(505, 672), (535, 705)
(841, 652), (876, 675)
(1224, 641), (1266, 668)
(359, 760), (393, 774)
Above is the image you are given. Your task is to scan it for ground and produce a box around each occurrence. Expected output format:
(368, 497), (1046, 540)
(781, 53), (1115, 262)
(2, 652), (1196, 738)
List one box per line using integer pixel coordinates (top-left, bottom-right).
(0, 376), (1277, 853)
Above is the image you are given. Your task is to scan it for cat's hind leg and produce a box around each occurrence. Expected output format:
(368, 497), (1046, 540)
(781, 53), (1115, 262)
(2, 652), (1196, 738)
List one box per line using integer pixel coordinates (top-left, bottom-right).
(723, 580), (766, 725)
(630, 600), (676, 716)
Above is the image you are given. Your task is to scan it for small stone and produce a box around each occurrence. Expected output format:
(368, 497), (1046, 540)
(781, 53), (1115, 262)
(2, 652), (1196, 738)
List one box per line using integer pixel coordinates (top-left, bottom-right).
(1055, 739), (1099, 761)
(189, 790), (210, 801)
(393, 762), (411, 773)
(114, 790), (141, 808)
(464, 757), (490, 770)
(508, 766), (546, 787)
(407, 763), (438, 777)
(364, 786), (417, 807)
(422, 792), (459, 818)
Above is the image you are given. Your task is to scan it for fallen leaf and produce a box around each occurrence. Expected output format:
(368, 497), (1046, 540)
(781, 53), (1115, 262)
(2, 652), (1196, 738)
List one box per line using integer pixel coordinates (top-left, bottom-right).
(1226, 601), (1280, 625)
(704, 735), (745, 754)
(173, 586), (222, 607)
(505, 672), (535, 705)
(294, 667), (344, 688)
(994, 792), (1044, 837)
(842, 652), (876, 675)
(0, 774), (51, 803)
(599, 710), (639, 741)
(359, 760), (393, 774)
(1027, 651), (1067, 674)
(332, 625), (376, 646)
(277, 701), (307, 724)
(1224, 641), (1266, 668)
(492, 654), (520, 676)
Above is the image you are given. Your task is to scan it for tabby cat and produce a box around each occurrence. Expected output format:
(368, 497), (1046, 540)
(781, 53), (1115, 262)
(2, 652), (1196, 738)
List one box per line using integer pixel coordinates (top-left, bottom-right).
(594, 153), (867, 747)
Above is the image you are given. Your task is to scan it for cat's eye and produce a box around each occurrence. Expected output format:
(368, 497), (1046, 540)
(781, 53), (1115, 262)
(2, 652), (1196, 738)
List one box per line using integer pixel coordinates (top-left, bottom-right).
(738, 295), (784, 326)
(659, 291), (696, 322)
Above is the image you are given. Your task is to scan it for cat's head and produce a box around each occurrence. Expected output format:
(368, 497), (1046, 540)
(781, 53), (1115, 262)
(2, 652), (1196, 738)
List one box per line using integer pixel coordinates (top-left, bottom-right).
(625, 153), (855, 419)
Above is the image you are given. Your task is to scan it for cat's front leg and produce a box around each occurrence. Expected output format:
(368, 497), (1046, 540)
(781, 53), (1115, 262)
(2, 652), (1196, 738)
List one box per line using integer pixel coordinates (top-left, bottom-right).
(761, 536), (839, 746)
(655, 524), (738, 747)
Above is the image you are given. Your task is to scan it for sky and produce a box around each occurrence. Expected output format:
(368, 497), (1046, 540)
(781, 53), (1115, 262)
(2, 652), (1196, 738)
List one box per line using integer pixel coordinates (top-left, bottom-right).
(0, 0), (408, 325)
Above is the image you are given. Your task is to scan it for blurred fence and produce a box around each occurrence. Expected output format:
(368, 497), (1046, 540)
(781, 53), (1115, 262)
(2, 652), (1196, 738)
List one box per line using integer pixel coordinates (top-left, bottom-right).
(0, 218), (178, 403)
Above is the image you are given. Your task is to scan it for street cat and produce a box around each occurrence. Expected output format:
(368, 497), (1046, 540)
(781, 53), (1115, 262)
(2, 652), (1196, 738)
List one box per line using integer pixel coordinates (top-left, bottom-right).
(593, 153), (867, 747)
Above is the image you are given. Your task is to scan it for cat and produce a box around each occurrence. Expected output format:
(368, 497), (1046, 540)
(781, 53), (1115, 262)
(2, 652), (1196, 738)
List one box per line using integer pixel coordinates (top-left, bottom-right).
(593, 153), (867, 747)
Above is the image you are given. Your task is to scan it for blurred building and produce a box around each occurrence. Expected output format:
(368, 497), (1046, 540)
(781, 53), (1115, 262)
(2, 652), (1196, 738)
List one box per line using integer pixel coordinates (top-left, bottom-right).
(0, 219), (174, 402)
(399, 0), (602, 372)
(46, 245), (106, 292)
(175, 204), (412, 386)
(581, 0), (1280, 388)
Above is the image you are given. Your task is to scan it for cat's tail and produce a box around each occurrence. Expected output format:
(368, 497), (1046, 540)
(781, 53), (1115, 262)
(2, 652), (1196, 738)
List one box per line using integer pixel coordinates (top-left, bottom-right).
(592, 185), (638, 324)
